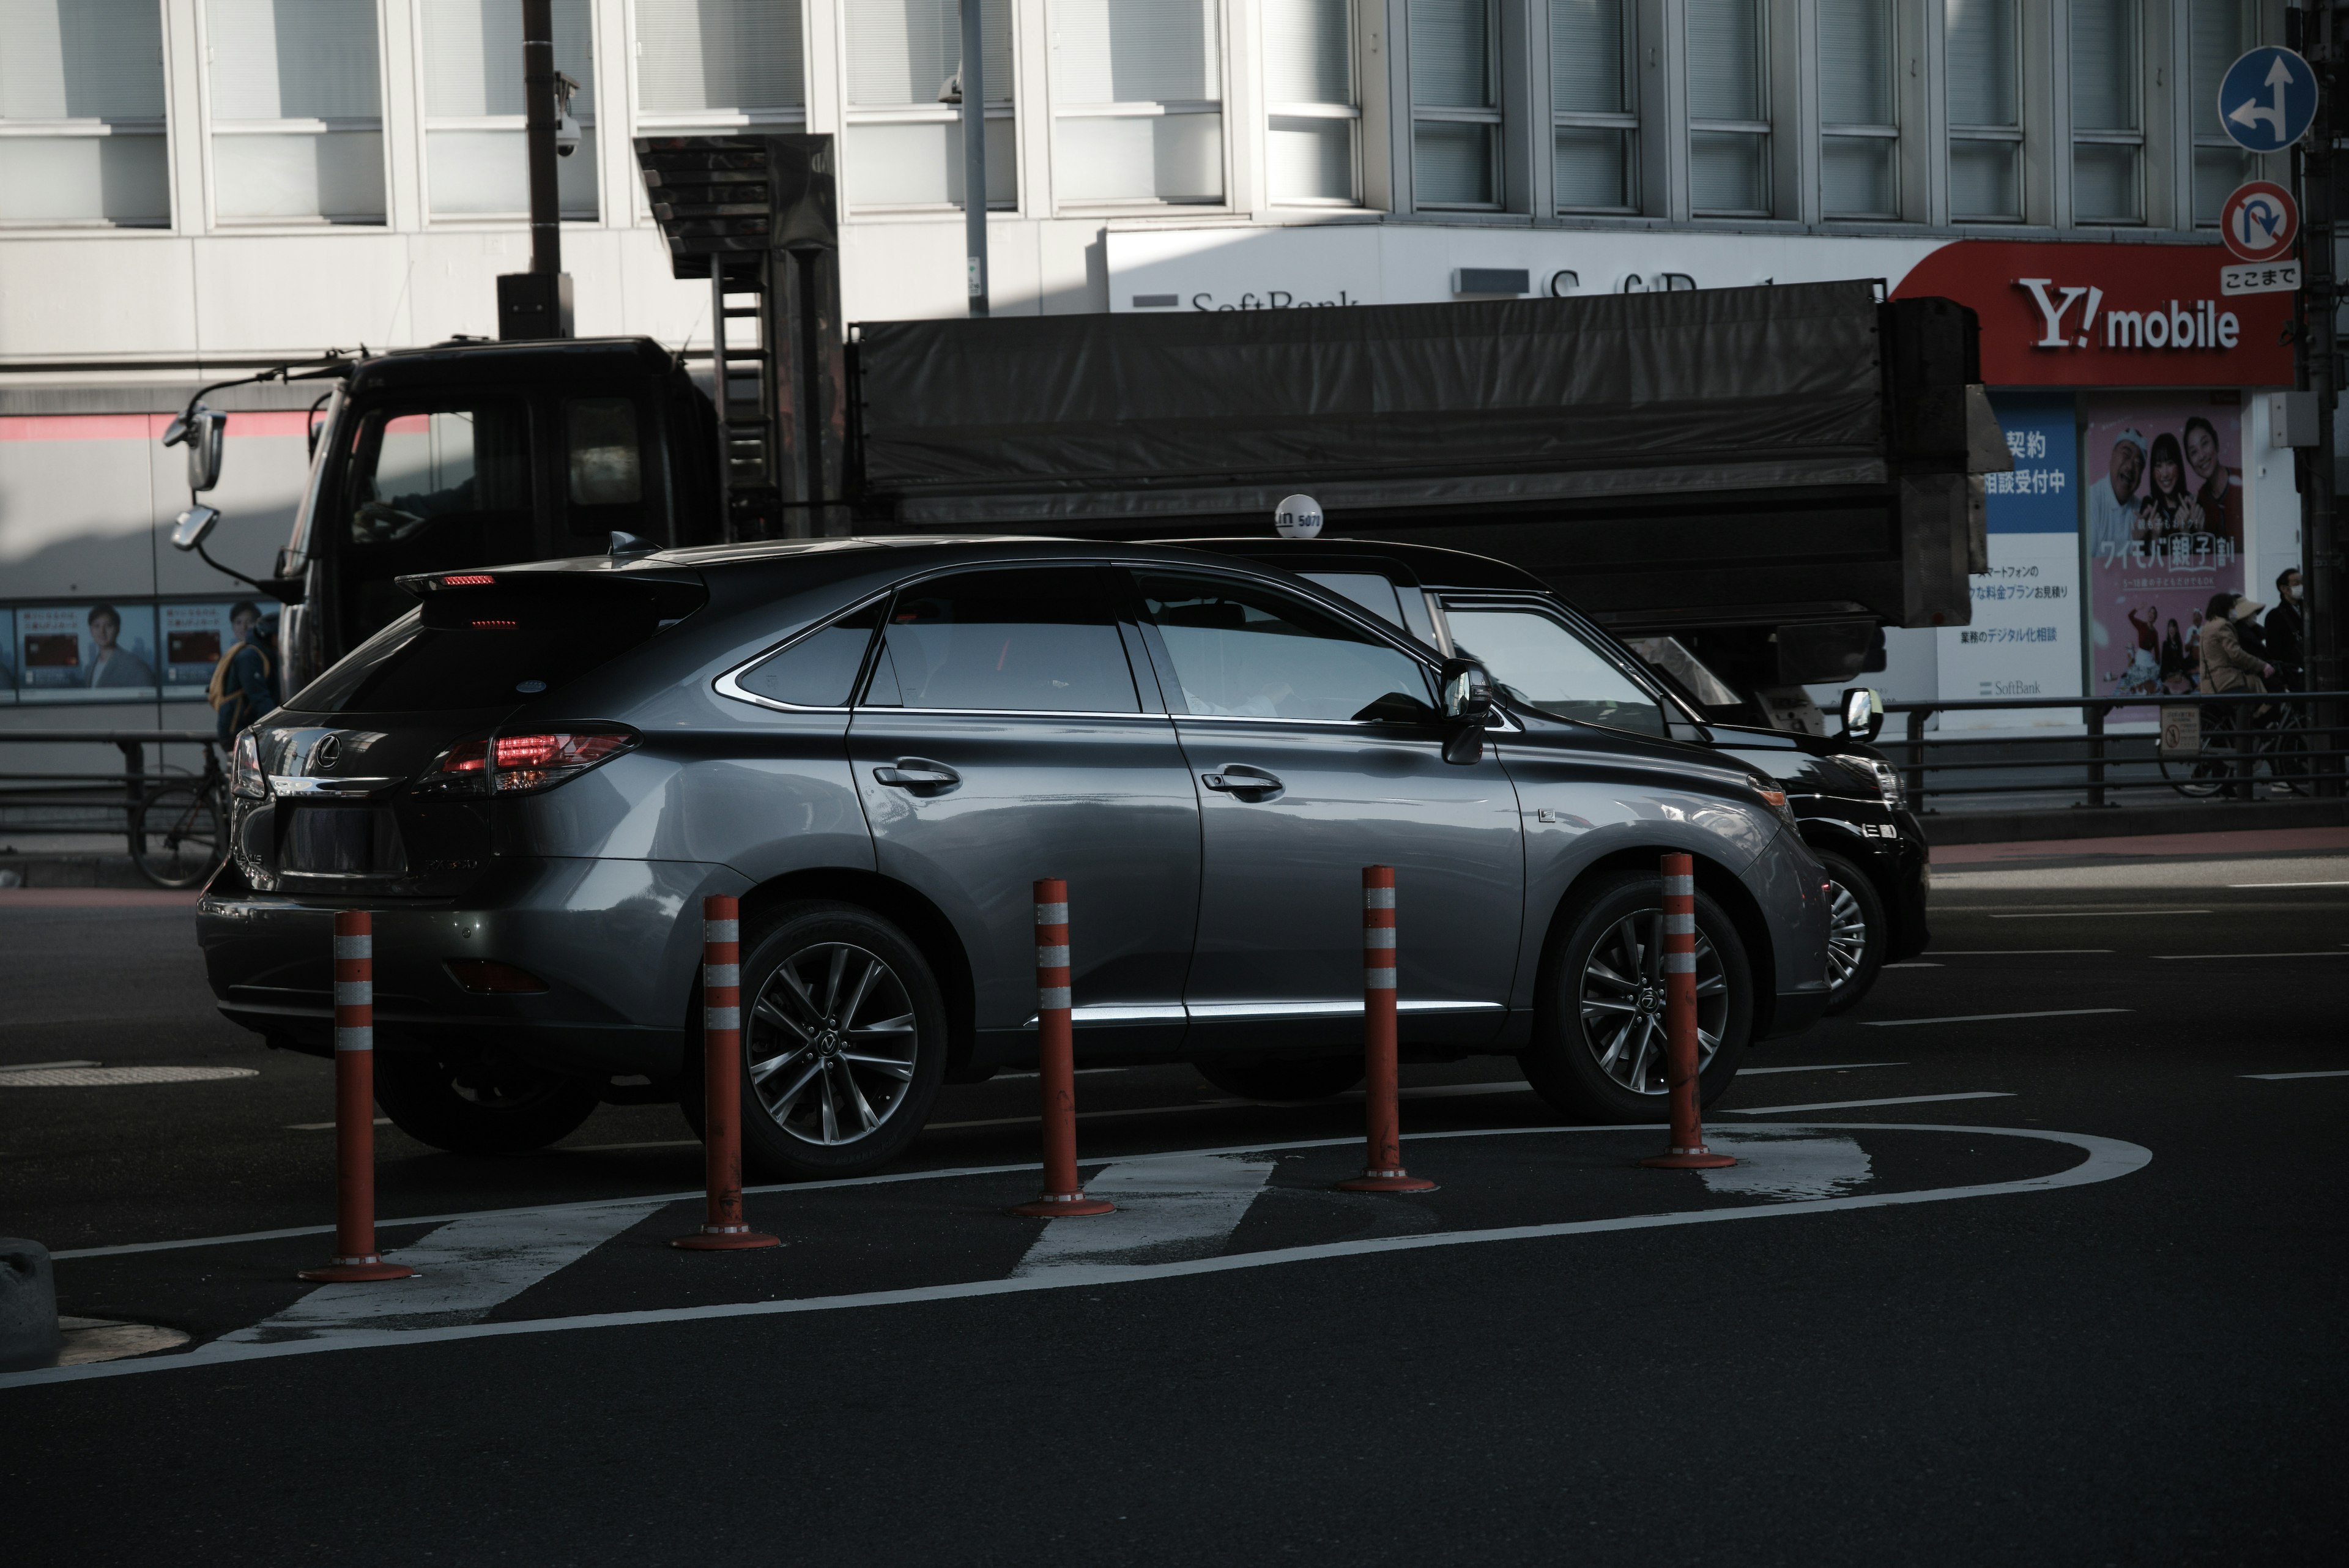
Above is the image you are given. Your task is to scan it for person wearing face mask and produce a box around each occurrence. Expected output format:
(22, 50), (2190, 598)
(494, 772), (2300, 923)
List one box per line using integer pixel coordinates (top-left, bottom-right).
(2266, 568), (2305, 692)
(2200, 591), (2274, 800)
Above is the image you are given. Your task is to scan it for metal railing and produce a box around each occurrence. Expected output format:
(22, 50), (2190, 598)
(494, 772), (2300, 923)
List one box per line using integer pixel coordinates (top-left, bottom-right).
(1879, 692), (2349, 811)
(0, 730), (218, 845)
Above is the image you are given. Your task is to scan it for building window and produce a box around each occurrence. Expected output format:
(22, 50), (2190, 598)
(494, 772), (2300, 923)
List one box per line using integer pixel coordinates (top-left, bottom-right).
(205, 0), (386, 222)
(1550, 0), (1635, 212)
(0, 0), (168, 226)
(633, 0), (806, 130)
(1685, 0), (1767, 215)
(845, 0), (1015, 210)
(1410, 0), (1499, 208)
(1049, 0), (1223, 205)
(420, 0), (597, 220)
(1945, 0), (2020, 220)
(2188, 0), (2254, 226)
(1264, 0), (1357, 204)
(1819, 0), (1896, 217)
(2069, 0), (2140, 224)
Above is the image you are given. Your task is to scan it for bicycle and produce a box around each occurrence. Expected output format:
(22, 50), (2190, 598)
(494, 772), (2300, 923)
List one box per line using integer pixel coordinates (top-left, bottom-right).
(2161, 699), (2309, 800)
(130, 743), (228, 890)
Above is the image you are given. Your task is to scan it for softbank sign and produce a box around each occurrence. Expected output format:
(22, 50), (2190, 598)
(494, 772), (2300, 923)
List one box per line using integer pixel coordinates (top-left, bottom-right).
(2017, 280), (2241, 353)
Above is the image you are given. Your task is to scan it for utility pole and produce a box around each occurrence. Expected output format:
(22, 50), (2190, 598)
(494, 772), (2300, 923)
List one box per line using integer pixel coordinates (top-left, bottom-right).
(497, 0), (573, 339)
(960, 0), (989, 316)
(2304, 5), (2346, 789)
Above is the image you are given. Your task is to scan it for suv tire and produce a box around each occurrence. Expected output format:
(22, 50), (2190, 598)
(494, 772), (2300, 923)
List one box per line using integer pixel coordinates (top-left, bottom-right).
(1817, 850), (1888, 1016)
(1522, 869), (1754, 1124)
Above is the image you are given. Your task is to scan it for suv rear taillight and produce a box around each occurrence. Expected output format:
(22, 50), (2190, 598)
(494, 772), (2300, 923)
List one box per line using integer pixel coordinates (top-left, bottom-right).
(231, 731), (267, 798)
(419, 726), (639, 796)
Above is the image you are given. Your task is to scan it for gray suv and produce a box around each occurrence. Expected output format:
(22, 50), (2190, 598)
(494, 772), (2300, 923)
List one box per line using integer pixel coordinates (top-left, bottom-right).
(198, 540), (1831, 1177)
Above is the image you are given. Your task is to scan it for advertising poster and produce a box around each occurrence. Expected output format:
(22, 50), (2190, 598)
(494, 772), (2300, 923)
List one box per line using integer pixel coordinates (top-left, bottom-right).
(1937, 393), (2084, 730)
(15, 602), (160, 703)
(2082, 395), (2246, 716)
(161, 599), (276, 699)
(0, 608), (14, 702)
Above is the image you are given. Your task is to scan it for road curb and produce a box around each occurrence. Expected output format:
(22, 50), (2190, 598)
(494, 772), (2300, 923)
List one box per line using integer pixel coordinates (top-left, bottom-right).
(1921, 797), (2349, 846)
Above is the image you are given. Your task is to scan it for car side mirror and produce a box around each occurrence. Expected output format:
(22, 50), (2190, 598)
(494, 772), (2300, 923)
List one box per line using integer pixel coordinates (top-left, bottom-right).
(1839, 685), (1885, 743)
(164, 406), (228, 493)
(1439, 657), (1493, 764)
(171, 505), (220, 552)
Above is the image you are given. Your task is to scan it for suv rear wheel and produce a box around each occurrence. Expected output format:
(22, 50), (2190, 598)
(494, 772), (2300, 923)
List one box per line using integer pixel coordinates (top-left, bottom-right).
(1522, 869), (1753, 1123)
(373, 1052), (600, 1155)
(686, 901), (949, 1180)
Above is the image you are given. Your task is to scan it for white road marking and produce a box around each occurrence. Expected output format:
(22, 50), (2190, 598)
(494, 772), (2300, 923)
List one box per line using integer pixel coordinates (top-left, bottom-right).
(286, 1118), (391, 1132)
(1014, 1153), (1274, 1277)
(1860, 1008), (2130, 1028)
(1923, 949), (2114, 956)
(2241, 1069), (2349, 1080)
(218, 1204), (651, 1342)
(2153, 952), (2349, 960)
(1739, 1061), (1906, 1076)
(1722, 1091), (2014, 1115)
(1698, 1132), (1872, 1200)
(0, 1059), (98, 1072)
(2228, 880), (2349, 888)
(0, 1123), (2153, 1392)
(1989, 910), (2208, 918)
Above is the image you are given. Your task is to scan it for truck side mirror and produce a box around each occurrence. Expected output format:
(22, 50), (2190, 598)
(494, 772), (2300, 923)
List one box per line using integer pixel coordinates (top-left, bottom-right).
(171, 505), (220, 552)
(1839, 686), (1885, 742)
(163, 406), (228, 493)
(1439, 657), (1493, 764)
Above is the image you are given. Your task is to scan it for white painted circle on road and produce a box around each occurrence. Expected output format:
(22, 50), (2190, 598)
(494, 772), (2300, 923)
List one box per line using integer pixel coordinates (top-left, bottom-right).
(0, 1066), (258, 1087)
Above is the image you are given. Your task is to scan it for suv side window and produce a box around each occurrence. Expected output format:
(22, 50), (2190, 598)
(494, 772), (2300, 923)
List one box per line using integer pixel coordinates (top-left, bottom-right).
(1442, 602), (1667, 737)
(861, 567), (1141, 713)
(733, 601), (885, 709)
(1136, 571), (1437, 723)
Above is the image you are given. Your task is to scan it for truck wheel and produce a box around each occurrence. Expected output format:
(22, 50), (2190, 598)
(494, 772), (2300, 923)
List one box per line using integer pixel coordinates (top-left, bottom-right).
(692, 901), (949, 1181)
(1817, 852), (1888, 1016)
(1195, 1057), (1365, 1102)
(373, 1052), (600, 1155)
(1522, 869), (1753, 1124)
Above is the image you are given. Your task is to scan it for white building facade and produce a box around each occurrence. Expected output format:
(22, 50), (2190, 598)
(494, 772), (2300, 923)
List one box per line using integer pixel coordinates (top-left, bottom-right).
(0, 0), (2315, 733)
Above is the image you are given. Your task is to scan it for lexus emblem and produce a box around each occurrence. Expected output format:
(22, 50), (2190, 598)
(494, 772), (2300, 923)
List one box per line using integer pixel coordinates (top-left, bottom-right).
(312, 735), (343, 771)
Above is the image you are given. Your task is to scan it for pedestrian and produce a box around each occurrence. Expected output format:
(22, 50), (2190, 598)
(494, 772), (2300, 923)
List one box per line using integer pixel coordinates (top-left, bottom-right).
(208, 600), (276, 743)
(2199, 591), (2273, 801)
(2266, 568), (2305, 692)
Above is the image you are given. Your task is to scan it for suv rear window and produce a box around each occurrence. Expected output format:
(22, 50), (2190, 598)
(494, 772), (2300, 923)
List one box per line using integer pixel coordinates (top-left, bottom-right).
(286, 576), (703, 713)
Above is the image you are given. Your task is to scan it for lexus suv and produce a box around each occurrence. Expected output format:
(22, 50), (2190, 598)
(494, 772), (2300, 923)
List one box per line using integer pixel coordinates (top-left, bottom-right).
(198, 538), (1831, 1176)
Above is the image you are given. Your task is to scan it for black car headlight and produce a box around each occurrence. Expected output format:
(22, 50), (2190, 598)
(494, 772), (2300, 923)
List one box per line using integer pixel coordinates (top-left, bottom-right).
(1838, 754), (1904, 809)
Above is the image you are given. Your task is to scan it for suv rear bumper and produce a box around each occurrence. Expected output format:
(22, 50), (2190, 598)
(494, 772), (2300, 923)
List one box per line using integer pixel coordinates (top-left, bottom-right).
(198, 856), (737, 1079)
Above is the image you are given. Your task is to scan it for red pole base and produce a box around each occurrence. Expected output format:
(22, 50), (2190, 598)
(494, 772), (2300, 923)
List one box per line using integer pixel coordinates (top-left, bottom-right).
(670, 1225), (782, 1251)
(1639, 1148), (1738, 1170)
(1010, 1191), (1115, 1217)
(297, 1257), (416, 1283)
(1336, 1169), (1438, 1193)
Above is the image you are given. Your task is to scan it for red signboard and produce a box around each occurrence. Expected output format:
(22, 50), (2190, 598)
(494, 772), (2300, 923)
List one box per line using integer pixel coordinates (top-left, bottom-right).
(1891, 240), (2293, 388)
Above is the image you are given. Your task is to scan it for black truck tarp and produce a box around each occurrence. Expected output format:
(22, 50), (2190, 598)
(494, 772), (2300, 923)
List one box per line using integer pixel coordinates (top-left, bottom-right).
(849, 281), (1994, 633)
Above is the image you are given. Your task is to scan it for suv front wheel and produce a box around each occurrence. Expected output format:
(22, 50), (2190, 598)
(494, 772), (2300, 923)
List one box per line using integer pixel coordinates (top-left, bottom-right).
(686, 901), (950, 1180)
(1522, 869), (1754, 1124)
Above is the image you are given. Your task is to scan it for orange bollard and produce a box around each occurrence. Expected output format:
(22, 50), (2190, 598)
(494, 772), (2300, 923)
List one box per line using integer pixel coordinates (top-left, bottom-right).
(1011, 878), (1113, 1217)
(1337, 865), (1436, 1193)
(674, 894), (781, 1250)
(298, 911), (415, 1282)
(1640, 853), (1736, 1170)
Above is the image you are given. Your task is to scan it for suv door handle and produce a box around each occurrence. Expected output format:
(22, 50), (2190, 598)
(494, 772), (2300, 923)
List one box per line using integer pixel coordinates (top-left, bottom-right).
(1201, 765), (1283, 795)
(874, 759), (960, 790)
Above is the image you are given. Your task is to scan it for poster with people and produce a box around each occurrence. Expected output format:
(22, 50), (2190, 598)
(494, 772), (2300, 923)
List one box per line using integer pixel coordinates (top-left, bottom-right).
(15, 603), (160, 702)
(160, 600), (278, 699)
(2082, 395), (2246, 716)
(1937, 393), (2083, 730)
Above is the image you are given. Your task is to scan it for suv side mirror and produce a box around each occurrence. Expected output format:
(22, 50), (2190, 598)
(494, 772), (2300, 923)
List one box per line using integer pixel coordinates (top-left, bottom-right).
(163, 406), (227, 493)
(1839, 686), (1885, 742)
(1439, 657), (1493, 764)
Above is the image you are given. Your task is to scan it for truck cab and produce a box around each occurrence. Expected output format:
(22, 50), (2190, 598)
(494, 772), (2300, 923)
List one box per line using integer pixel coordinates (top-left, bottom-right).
(273, 338), (716, 693)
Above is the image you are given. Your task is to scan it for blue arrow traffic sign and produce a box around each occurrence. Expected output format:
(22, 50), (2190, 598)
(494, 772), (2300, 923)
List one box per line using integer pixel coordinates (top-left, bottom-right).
(2219, 46), (2317, 154)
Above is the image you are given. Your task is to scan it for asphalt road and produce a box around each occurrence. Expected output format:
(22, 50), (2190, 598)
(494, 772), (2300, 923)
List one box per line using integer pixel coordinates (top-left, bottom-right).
(4, 836), (2346, 1566)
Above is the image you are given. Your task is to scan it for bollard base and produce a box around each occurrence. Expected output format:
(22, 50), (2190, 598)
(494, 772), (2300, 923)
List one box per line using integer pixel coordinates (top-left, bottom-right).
(1336, 1168), (1438, 1193)
(1011, 1192), (1115, 1217)
(1639, 1148), (1737, 1170)
(297, 1256), (416, 1283)
(671, 1225), (782, 1251)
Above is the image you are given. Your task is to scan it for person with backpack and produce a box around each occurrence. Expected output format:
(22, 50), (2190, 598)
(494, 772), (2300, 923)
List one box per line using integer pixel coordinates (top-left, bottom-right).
(209, 601), (276, 742)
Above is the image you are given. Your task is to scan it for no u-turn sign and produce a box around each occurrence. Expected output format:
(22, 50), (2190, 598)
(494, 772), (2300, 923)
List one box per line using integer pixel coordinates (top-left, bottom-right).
(2221, 181), (2299, 264)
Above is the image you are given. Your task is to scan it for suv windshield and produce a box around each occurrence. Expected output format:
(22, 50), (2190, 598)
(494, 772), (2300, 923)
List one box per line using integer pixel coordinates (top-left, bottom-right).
(1443, 604), (1666, 737)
